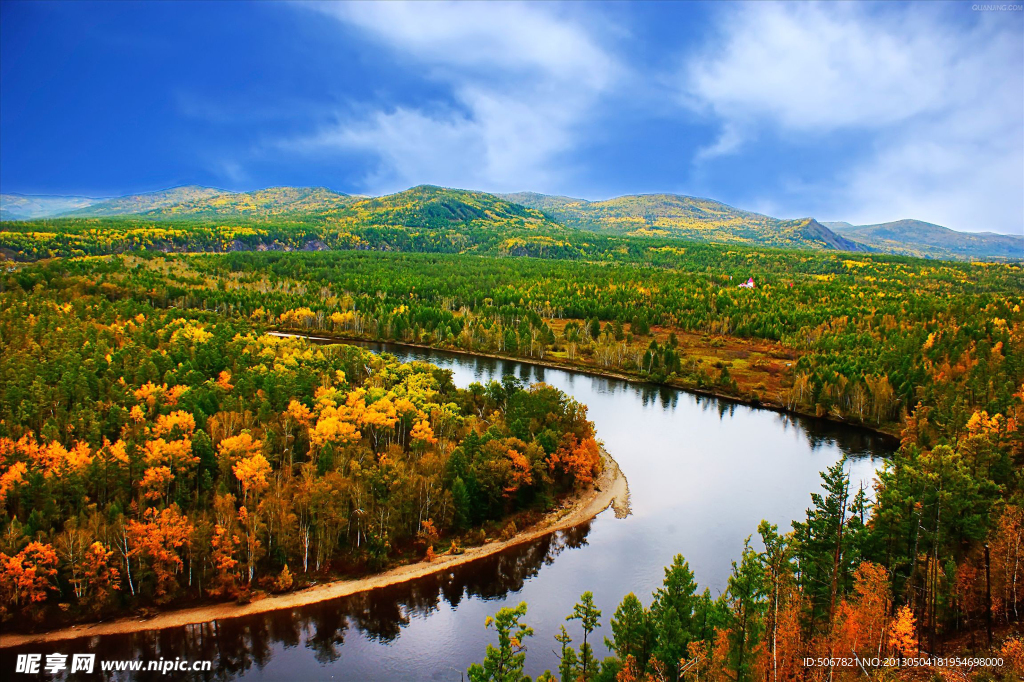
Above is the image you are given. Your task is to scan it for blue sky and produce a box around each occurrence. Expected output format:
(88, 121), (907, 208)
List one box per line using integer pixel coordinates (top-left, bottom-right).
(1, 1), (1021, 234)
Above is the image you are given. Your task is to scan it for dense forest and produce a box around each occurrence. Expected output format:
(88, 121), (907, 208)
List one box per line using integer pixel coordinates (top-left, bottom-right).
(0, 281), (602, 626)
(0, 222), (1022, 679)
(12, 246), (1018, 435)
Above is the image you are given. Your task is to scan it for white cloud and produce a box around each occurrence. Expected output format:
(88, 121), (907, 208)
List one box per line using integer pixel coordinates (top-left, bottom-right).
(683, 3), (1024, 233)
(287, 1), (619, 193)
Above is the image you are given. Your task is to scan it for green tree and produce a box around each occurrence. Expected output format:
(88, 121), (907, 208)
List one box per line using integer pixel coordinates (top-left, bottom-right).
(726, 537), (766, 682)
(566, 591), (602, 681)
(606, 592), (651, 669)
(468, 602), (534, 682)
(554, 625), (578, 682)
(650, 554), (698, 675)
(792, 458), (866, 628)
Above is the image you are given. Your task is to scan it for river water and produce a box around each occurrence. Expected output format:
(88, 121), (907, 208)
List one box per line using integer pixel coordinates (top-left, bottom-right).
(2, 342), (895, 681)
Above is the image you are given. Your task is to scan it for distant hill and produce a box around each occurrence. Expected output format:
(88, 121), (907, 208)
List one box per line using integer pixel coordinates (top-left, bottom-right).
(0, 185), (568, 260)
(824, 219), (1023, 261)
(7, 184), (1020, 260)
(499, 192), (868, 252)
(0, 193), (104, 220)
(63, 186), (229, 217)
(63, 183), (558, 230)
(337, 185), (557, 230)
(141, 186), (354, 219)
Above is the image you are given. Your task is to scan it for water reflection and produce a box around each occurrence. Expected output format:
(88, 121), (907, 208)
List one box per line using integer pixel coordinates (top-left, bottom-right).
(357, 340), (896, 462)
(1, 525), (592, 681)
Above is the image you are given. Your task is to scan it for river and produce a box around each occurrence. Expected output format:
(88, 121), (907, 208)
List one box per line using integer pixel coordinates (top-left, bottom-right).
(1, 341), (896, 681)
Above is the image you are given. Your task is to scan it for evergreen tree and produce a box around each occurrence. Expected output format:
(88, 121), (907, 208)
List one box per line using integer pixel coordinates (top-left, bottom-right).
(468, 602), (534, 682)
(566, 591), (602, 681)
(726, 537), (765, 682)
(650, 554), (698, 676)
(792, 458), (867, 628)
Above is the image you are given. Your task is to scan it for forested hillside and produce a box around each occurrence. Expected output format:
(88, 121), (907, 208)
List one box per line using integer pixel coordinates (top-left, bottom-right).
(500, 192), (866, 252)
(0, 280), (603, 626)
(0, 186), (566, 261)
(141, 186), (355, 219)
(4, 185), (1019, 259)
(60, 186), (227, 217)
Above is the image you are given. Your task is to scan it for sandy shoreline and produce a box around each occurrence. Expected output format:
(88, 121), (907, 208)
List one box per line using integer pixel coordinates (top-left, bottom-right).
(0, 449), (629, 648)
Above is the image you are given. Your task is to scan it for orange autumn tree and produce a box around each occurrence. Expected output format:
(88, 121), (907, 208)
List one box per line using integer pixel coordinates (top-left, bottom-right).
(888, 606), (917, 658)
(127, 505), (193, 604)
(419, 519), (440, 561)
(410, 419), (438, 451)
(207, 523), (241, 598)
(767, 596), (806, 682)
(216, 431), (263, 480)
(504, 440), (534, 494)
(237, 505), (265, 585)
(140, 465), (174, 503)
(478, 438), (535, 498)
(309, 407), (361, 457)
(80, 541), (120, 615)
(141, 410), (198, 501)
(360, 395), (399, 451)
(233, 453), (272, 506)
(216, 370), (234, 391)
(988, 504), (1024, 624)
(0, 541), (59, 621)
(1002, 636), (1024, 678)
(550, 433), (602, 487)
(0, 460), (27, 507)
(151, 410), (196, 439)
(831, 562), (892, 661)
(282, 399), (314, 468)
(50, 441), (94, 480)
(232, 450), (272, 585)
(308, 387), (364, 467)
(133, 381), (167, 412)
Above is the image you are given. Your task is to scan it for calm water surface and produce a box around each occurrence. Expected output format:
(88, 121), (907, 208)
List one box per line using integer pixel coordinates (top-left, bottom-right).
(3, 343), (895, 681)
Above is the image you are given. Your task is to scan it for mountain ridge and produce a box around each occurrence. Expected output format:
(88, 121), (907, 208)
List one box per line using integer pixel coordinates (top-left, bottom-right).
(825, 218), (1023, 261)
(60, 185), (229, 217)
(3, 185), (1019, 260)
(498, 191), (868, 252)
(0, 193), (105, 221)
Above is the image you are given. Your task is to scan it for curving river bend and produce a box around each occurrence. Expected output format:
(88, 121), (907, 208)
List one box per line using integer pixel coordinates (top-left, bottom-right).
(1, 342), (896, 681)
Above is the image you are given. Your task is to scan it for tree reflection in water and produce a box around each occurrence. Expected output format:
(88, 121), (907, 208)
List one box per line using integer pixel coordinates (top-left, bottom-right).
(0, 523), (592, 681)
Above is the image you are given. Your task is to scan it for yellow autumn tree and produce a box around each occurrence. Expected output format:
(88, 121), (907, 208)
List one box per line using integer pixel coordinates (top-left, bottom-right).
(217, 432), (263, 469)
(233, 453), (272, 506)
(151, 410), (196, 438)
(888, 606), (917, 657)
(410, 419), (438, 449)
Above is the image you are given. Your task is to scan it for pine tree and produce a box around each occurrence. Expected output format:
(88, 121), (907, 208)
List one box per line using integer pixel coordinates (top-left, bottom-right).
(792, 458), (866, 628)
(468, 602), (534, 682)
(650, 554), (698, 675)
(566, 591), (601, 681)
(726, 537), (765, 682)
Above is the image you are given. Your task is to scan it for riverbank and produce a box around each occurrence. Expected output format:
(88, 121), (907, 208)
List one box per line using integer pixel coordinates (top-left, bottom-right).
(0, 449), (629, 648)
(269, 329), (903, 441)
